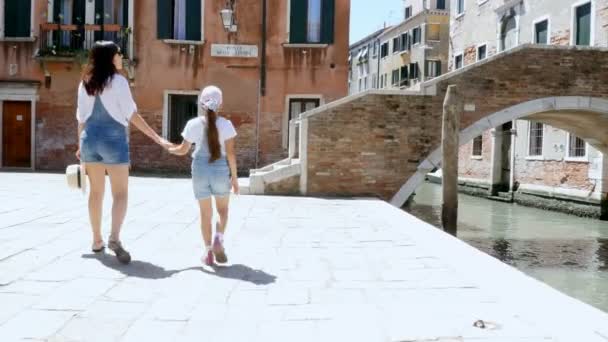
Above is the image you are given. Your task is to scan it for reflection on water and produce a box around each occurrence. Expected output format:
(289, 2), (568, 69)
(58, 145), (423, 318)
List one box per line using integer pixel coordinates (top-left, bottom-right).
(405, 182), (608, 313)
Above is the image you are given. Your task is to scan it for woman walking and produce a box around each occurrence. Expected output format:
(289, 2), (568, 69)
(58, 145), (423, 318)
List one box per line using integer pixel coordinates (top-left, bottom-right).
(77, 41), (168, 264)
(169, 86), (239, 266)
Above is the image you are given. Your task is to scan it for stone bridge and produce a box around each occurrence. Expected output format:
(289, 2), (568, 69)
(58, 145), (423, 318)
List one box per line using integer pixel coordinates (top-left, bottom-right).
(244, 44), (608, 207)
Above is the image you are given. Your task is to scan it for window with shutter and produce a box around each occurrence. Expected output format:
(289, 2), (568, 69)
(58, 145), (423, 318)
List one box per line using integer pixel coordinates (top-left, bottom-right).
(400, 33), (407, 52)
(290, 0), (335, 44)
(575, 2), (591, 46)
(409, 63), (419, 80)
(412, 27), (421, 45)
(436, 0), (446, 10)
(399, 66), (408, 87)
(425, 60), (441, 78)
(392, 37), (400, 53)
(5, 0), (32, 38)
(391, 69), (399, 87)
(157, 0), (202, 41)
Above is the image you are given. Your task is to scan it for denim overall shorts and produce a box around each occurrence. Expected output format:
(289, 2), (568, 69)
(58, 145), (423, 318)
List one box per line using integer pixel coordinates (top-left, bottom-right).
(80, 96), (130, 165)
(191, 150), (231, 200)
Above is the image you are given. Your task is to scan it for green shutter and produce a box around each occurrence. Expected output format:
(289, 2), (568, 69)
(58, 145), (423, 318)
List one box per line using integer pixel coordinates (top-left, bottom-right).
(186, 0), (201, 41)
(5, 0), (31, 37)
(290, 0), (308, 43)
(94, 0), (104, 41)
(122, 0), (130, 27)
(320, 0), (334, 44)
(576, 3), (591, 46)
(53, 0), (62, 22)
(73, 0), (86, 25)
(437, 61), (442, 76)
(157, 0), (173, 39)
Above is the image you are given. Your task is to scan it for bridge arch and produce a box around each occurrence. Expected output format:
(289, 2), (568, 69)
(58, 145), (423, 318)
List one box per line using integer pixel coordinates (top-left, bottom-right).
(390, 96), (608, 207)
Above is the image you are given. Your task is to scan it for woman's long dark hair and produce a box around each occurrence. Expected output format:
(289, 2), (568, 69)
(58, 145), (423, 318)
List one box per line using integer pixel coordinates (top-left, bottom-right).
(82, 42), (119, 96)
(206, 109), (221, 163)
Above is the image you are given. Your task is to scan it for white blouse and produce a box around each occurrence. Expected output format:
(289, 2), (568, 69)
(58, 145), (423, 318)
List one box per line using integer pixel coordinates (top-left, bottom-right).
(76, 74), (137, 126)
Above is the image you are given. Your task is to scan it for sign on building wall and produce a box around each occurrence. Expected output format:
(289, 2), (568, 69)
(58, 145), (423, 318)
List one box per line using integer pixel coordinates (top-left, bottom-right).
(211, 44), (258, 58)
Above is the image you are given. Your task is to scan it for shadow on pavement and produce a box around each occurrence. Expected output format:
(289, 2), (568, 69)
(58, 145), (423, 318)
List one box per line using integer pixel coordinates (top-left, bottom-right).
(82, 253), (277, 285)
(82, 253), (198, 280)
(201, 264), (277, 285)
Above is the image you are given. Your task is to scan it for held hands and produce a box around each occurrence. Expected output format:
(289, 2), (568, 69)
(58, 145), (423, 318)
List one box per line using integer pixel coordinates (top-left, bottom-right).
(155, 136), (175, 151)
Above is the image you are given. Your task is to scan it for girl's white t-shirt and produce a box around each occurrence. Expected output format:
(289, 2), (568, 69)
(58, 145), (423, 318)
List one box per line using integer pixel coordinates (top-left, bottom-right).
(76, 74), (137, 126)
(181, 116), (237, 157)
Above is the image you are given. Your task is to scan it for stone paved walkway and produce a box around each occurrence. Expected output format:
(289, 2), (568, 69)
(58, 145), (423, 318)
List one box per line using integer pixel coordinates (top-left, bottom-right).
(1, 172), (608, 341)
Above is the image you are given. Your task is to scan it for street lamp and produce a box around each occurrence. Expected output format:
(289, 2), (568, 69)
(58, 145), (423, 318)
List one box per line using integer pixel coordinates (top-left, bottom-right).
(220, 6), (237, 32)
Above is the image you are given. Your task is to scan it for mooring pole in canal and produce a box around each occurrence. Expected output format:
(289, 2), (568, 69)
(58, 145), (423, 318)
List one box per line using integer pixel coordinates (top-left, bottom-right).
(442, 85), (462, 236)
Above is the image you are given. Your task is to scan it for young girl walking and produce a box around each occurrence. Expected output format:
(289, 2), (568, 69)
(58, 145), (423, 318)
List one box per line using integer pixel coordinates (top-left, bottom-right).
(169, 86), (239, 266)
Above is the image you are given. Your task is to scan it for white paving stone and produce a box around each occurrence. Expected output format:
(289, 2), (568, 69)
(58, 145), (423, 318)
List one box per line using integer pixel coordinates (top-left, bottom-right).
(0, 172), (607, 341)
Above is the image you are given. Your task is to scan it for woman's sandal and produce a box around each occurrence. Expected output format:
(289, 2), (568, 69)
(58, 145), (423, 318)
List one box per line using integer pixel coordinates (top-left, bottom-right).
(92, 241), (105, 253)
(108, 240), (132, 264)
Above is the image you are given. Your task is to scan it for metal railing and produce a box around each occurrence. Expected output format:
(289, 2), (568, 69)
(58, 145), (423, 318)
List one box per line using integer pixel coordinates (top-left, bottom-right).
(39, 23), (130, 58)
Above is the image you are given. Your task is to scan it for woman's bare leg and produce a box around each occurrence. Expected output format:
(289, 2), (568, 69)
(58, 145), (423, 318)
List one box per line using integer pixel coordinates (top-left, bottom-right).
(106, 165), (129, 242)
(85, 163), (106, 246)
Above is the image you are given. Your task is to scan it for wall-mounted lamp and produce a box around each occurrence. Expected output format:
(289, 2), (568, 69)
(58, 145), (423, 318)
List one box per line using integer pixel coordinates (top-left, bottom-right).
(220, 1), (237, 32)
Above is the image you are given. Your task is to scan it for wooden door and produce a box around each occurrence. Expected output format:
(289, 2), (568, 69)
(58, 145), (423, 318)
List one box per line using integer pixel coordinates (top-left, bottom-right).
(2, 101), (32, 168)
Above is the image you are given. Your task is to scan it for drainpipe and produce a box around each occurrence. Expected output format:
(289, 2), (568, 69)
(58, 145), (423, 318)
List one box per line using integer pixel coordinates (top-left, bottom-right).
(255, 0), (267, 169)
(261, 0), (267, 96)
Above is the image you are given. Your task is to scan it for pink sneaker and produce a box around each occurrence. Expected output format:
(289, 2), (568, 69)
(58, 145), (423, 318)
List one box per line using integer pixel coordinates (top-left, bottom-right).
(213, 237), (228, 264)
(203, 250), (214, 266)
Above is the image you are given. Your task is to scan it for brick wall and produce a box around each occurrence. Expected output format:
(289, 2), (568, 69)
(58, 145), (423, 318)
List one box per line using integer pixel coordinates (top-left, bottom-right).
(305, 94), (440, 199)
(458, 130), (492, 180)
(265, 175), (300, 195)
(300, 46), (608, 201)
(515, 160), (593, 191)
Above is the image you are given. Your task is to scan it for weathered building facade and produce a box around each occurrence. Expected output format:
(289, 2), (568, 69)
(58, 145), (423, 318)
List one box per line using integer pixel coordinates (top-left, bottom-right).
(348, 27), (387, 95)
(449, 0), (608, 216)
(377, 0), (450, 90)
(0, 0), (349, 173)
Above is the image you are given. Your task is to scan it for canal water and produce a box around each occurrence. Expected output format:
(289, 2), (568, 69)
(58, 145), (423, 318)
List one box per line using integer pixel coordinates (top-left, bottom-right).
(405, 182), (608, 314)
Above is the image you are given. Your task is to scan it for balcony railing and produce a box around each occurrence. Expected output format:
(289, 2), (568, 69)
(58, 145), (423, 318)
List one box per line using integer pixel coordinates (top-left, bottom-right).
(39, 23), (130, 59)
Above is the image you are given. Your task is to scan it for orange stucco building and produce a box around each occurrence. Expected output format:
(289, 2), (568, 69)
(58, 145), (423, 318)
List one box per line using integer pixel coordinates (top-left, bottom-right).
(0, 0), (349, 173)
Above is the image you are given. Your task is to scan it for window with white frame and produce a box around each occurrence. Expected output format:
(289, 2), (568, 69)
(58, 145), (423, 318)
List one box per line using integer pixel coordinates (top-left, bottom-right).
(535, 19), (549, 44)
(425, 60), (441, 78)
(456, 0), (465, 16)
(454, 53), (463, 69)
(412, 27), (421, 45)
(568, 134), (587, 158)
(477, 44), (486, 60)
(167, 94), (198, 143)
(528, 121), (543, 156)
(391, 69), (400, 87)
(392, 36), (401, 53)
(157, 0), (202, 41)
(573, 2), (591, 46)
(3, 0), (32, 38)
(472, 135), (483, 157)
(380, 42), (389, 58)
(288, 0), (336, 44)
(371, 74), (377, 89)
(400, 66), (408, 87)
(405, 5), (412, 20)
